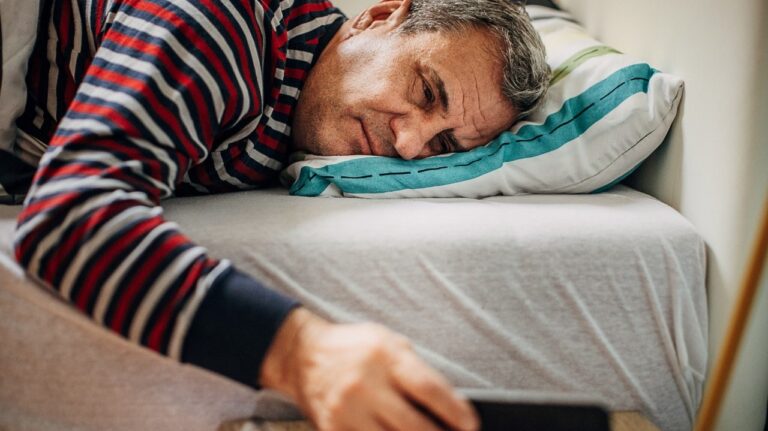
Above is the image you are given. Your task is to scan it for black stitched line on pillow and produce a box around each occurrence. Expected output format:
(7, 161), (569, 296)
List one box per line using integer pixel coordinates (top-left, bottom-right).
(417, 166), (448, 173)
(295, 74), (647, 192)
(549, 102), (595, 135)
(516, 133), (544, 143)
(454, 158), (483, 167)
(341, 174), (373, 179)
(600, 81), (625, 100)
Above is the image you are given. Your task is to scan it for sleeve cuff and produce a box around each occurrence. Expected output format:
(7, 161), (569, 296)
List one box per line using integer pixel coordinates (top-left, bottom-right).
(181, 267), (300, 389)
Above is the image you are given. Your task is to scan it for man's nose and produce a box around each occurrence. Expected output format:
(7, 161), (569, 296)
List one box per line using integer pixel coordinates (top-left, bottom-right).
(389, 112), (443, 160)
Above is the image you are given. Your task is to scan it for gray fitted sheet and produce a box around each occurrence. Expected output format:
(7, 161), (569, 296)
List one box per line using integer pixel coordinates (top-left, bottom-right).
(0, 185), (707, 431)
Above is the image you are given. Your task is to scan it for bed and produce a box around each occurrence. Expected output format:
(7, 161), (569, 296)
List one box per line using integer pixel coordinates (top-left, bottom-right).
(0, 185), (707, 431)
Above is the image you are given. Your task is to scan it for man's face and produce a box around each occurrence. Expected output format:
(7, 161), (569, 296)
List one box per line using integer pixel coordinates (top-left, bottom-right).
(291, 1), (516, 160)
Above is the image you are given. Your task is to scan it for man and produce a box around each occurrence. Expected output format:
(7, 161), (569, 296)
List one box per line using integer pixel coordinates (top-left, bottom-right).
(8, 0), (549, 429)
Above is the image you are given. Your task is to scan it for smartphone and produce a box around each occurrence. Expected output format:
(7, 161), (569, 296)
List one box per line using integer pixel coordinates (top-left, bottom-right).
(470, 398), (609, 431)
(422, 390), (611, 431)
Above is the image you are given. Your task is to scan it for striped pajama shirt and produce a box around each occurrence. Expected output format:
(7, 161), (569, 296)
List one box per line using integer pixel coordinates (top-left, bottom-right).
(13, 0), (345, 387)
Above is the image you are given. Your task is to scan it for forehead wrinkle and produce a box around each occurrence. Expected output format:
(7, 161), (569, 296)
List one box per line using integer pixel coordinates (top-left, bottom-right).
(457, 72), (489, 144)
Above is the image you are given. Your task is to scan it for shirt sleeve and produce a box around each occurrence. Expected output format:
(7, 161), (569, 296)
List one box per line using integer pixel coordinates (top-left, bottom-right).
(13, 0), (299, 388)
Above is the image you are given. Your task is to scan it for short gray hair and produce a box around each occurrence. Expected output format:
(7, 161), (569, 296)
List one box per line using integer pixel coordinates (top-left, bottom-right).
(399, 0), (550, 120)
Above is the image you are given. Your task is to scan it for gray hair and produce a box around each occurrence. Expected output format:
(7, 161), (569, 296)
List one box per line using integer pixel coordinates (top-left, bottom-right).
(398, 0), (550, 120)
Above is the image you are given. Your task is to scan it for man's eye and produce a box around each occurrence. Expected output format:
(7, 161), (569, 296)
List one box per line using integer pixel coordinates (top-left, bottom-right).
(423, 79), (435, 105)
(437, 134), (454, 153)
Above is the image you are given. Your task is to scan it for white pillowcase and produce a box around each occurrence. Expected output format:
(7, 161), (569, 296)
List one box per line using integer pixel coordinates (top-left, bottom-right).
(282, 6), (683, 198)
(0, 0), (40, 152)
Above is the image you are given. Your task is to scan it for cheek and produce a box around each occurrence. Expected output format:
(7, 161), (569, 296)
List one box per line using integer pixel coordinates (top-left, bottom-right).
(338, 42), (408, 103)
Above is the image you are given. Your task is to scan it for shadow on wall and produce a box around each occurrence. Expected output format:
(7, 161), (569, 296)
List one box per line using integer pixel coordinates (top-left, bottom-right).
(626, 89), (685, 211)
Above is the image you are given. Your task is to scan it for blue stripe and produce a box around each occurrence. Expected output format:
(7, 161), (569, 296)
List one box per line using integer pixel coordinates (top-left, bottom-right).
(290, 63), (655, 197)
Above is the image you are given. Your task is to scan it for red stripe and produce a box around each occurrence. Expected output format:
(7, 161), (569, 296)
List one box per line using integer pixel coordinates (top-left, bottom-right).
(76, 215), (164, 310)
(285, 2), (334, 23)
(20, 190), (82, 223)
(45, 199), (135, 284)
(146, 259), (207, 350)
(247, 2), (264, 62)
(101, 29), (210, 154)
(109, 232), (188, 332)
(284, 66), (308, 81)
(87, 63), (195, 152)
(197, 0), (260, 107)
(94, 0), (106, 44)
(59, 1), (73, 52)
(128, 0), (239, 125)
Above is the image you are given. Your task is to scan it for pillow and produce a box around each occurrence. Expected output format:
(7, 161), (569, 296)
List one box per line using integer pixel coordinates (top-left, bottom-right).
(281, 6), (684, 198)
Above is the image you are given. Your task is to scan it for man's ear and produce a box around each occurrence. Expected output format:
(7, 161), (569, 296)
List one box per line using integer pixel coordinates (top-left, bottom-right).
(346, 0), (411, 38)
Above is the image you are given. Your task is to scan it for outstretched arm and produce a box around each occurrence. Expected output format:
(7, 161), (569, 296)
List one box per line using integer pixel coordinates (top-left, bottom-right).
(14, 0), (296, 387)
(14, 0), (479, 429)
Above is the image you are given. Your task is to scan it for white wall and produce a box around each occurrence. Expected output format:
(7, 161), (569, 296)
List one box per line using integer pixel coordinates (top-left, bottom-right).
(559, 1), (768, 430)
(331, 0), (367, 18)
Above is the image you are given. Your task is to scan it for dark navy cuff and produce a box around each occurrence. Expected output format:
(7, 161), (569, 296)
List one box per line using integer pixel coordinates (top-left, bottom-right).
(181, 267), (300, 389)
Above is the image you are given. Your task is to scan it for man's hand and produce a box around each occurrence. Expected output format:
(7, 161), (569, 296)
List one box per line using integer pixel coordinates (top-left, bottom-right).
(260, 308), (479, 431)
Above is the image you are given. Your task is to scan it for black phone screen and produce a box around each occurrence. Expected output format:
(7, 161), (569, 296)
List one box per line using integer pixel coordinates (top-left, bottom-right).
(471, 398), (610, 431)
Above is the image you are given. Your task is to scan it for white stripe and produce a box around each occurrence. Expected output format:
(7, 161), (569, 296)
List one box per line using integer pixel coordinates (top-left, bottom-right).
(266, 117), (291, 136)
(49, 146), (176, 196)
(253, 2), (266, 64)
(95, 47), (205, 154)
(219, 115), (262, 145)
(220, 0), (265, 97)
(59, 205), (163, 297)
(69, 0), (84, 76)
(33, 176), (147, 204)
(128, 245), (207, 343)
(93, 221), (180, 324)
(168, 260), (232, 360)
(287, 13), (337, 38)
(84, 0), (96, 53)
(116, 13), (226, 121)
(243, 139), (283, 171)
(287, 49), (313, 64)
(56, 116), (183, 187)
(271, 0), (294, 30)
(210, 151), (250, 188)
(281, 85), (300, 99)
(26, 189), (150, 294)
(167, 0), (252, 121)
(78, 82), (175, 147)
(57, 117), (114, 134)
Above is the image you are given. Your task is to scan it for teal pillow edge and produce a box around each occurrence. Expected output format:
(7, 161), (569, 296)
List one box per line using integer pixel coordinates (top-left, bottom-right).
(290, 63), (656, 197)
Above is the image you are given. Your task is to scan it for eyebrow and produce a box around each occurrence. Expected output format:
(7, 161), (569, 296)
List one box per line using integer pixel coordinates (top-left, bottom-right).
(423, 65), (467, 152)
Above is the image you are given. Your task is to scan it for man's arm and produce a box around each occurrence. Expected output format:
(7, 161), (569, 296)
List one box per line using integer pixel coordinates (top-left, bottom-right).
(14, 0), (479, 429)
(14, 0), (296, 387)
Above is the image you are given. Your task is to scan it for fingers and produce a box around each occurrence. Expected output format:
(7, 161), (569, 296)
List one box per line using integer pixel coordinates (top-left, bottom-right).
(287, 320), (477, 431)
(374, 390), (445, 431)
(391, 352), (479, 431)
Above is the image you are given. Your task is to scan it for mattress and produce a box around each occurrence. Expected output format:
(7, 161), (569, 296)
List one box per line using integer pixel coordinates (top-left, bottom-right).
(0, 185), (707, 431)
